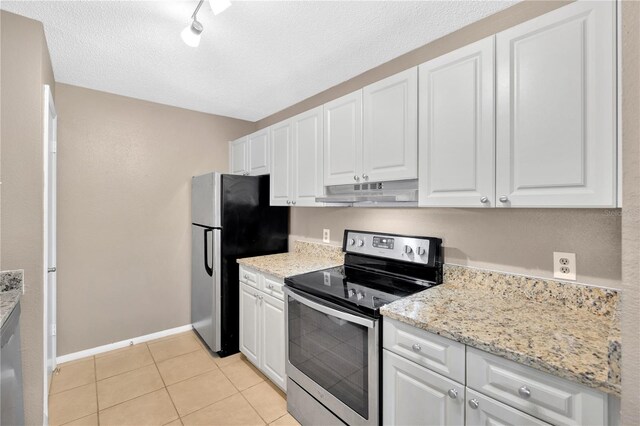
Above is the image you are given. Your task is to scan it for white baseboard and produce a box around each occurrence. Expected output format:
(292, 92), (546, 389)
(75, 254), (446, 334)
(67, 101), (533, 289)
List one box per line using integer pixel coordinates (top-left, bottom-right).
(56, 324), (193, 364)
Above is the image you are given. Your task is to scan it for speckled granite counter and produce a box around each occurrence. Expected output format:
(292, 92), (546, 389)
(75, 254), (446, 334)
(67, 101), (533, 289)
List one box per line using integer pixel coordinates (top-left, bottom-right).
(1, 270), (24, 327)
(237, 240), (344, 279)
(381, 265), (621, 396)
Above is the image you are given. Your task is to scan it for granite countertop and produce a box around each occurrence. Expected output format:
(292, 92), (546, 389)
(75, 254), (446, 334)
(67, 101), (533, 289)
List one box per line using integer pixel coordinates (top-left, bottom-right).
(1, 270), (24, 327)
(381, 265), (621, 396)
(237, 240), (344, 279)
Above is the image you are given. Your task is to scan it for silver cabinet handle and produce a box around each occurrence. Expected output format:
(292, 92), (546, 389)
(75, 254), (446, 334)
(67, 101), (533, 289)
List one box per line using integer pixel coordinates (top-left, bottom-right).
(468, 399), (479, 409)
(362, 174), (369, 181)
(48, 267), (57, 273)
(447, 389), (458, 399)
(412, 343), (421, 352)
(268, 284), (275, 289)
(480, 196), (489, 203)
(499, 195), (509, 203)
(292, 200), (296, 205)
(518, 386), (531, 398)
(286, 200), (291, 205)
(244, 274), (248, 279)
(354, 175), (360, 182)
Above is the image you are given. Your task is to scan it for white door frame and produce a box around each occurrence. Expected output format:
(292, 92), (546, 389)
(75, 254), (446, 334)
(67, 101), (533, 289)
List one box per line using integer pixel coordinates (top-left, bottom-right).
(43, 84), (57, 424)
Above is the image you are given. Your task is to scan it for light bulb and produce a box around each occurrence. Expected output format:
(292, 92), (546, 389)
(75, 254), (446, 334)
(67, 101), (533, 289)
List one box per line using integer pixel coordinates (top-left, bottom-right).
(181, 20), (203, 47)
(209, 0), (231, 15)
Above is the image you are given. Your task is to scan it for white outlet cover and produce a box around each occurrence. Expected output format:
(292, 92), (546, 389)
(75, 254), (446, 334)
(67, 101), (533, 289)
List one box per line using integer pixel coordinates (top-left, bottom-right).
(323, 229), (330, 243)
(553, 252), (577, 281)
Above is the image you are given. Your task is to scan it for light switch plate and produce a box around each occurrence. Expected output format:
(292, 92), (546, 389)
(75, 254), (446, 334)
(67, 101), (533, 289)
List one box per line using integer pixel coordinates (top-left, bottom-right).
(323, 229), (330, 243)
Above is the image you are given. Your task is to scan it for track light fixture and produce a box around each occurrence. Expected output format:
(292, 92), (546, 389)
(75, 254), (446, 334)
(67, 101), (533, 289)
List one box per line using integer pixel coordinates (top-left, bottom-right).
(181, 0), (232, 47)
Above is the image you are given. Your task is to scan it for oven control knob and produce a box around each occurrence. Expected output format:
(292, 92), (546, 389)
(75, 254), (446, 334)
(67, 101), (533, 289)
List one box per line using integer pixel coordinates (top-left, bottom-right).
(417, 247), (426, 256)
(348, 289), (355, 297)
(356, 292), (364, 300)
(348, 238), (356, 246)
(357, 239), (365, 247)
(404, 245), (413, 254)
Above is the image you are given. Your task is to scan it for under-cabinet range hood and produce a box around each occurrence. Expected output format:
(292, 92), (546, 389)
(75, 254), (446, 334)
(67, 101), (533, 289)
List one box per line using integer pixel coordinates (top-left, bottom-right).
(316, 179), (418, 206)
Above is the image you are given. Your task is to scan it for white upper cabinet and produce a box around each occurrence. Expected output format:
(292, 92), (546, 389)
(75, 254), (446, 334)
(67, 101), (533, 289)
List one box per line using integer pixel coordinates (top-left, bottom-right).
(270, 106), (324, 207)
(229, 137), (248, 175)
(323, 90), (363, 186)
(270, 120), (293, 206)
(229, 130), (270, 176)
(292, 107), (324, 206)
(419, 36), (496, 207)
(248, 128), (270, 175)
(363, 67), (418, 183)
(495, 1), (616, 207)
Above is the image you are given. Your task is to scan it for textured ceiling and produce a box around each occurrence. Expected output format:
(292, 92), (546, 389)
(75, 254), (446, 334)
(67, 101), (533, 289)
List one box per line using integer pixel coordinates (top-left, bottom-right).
(1, 1), (517, 121)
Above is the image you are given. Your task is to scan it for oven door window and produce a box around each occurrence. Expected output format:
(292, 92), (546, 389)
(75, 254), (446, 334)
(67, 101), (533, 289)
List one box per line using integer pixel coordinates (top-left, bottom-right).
(288, 296), (369, 419)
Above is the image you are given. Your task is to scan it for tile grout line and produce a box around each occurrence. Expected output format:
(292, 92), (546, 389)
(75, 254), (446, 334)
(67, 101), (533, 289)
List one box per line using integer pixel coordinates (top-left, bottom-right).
(176, 356), (259, 423)
(149, 341), (182, 423)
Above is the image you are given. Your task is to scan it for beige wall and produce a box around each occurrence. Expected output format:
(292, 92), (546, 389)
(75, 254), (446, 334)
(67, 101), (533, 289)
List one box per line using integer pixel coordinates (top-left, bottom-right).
(291, 208), (621, 288)
(55, 84), (254, 355)
(1, 10), (55, 426)
(621, 1), (640, 423)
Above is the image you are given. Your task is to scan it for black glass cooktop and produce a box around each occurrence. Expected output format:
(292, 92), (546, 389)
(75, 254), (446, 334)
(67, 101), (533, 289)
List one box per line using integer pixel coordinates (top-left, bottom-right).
(284, 264), (438, 318)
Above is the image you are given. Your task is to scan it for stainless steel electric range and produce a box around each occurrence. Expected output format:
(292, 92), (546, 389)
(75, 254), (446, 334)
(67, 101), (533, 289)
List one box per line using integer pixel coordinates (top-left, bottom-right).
(284, 230), (443, 425)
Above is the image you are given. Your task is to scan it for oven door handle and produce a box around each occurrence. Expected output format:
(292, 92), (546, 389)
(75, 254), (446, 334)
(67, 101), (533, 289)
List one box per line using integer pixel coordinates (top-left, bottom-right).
(284, 287), (376, 329)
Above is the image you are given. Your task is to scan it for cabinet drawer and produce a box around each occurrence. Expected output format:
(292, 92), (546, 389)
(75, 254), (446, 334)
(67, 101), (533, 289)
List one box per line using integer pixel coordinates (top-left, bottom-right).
(383, 318), (465, 383)
(466, 388), (551, 426)
(466, 347), (607, 426)
(261, 274), (284, 301)
(239, 266), (259, 288)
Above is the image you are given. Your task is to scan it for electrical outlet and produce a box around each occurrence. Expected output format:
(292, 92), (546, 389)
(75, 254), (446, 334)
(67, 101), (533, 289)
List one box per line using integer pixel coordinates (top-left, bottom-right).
(323, 229), (330, 243)
(553, 252), (576, 280)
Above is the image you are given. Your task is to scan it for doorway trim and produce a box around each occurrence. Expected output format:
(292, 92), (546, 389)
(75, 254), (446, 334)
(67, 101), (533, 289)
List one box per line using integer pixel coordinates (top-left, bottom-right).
(43, 84), (57, 424)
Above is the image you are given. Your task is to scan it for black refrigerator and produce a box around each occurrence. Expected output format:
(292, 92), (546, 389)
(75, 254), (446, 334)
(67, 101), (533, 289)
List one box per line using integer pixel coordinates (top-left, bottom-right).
(191, 172), (289, 356)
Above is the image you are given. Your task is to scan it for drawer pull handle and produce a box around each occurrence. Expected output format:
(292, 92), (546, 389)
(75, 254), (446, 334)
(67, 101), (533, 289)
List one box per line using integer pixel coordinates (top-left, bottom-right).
(447, 389), (458, 399)
(244, 274), (249, 279)
(412, 343), (421, 352)
(518, 386), (531, 398)
(468, 399), (479, 409)
(267, 284), (274, 289)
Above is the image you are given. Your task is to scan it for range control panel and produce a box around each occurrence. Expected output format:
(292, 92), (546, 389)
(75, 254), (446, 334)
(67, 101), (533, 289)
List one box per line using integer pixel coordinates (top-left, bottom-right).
(343, 230), (439, 266)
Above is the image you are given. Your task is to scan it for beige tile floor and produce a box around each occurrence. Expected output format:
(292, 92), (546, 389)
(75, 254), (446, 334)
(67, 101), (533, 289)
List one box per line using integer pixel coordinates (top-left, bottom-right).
(48, 331), (301, 426)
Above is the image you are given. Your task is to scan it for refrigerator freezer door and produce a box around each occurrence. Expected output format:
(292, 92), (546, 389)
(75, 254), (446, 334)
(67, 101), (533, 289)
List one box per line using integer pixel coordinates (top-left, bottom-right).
(192, 172), (220, 228)
(191, 225), (221, 351)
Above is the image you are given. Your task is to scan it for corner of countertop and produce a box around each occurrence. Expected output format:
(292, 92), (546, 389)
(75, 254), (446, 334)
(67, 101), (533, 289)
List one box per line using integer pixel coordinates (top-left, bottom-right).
(1, 269), (24, 293)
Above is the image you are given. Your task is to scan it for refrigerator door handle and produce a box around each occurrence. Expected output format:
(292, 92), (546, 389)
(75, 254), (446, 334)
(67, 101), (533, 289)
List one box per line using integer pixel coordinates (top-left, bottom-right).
(204, 229), (213, 277)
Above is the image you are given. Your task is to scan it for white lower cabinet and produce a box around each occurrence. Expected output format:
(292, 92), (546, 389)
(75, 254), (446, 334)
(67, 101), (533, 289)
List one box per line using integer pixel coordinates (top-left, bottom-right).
(466, 388), (551, 426)
(382, 318), (615, 426)
(239, 283), (260, 365)
(383, 349), (465, 426)
(239, 268), (287, 391)
(260, 292), (285, 389)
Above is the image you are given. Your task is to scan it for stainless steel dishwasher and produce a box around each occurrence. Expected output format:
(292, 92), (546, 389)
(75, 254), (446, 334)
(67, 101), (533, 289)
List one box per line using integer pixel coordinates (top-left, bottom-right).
(1, 302), (25, 426)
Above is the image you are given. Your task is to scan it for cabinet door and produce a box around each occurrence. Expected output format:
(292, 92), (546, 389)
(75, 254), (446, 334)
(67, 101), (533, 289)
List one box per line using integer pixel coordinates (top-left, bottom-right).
(419, 37), (495, 207)
(496, 1), (616, 207)
(229, 137), (248, 175)
(260, 293), (286, 391)
(383, 350), (464, 426)
(239, 283), (260, 365)
(293, 106), (324, 206)
(465, 388), (551, 426)
(363, 68), (418, 183)
(270, 120), (293, 206)
(248, 128), (270, 176)
(324, 90), (363, 186)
